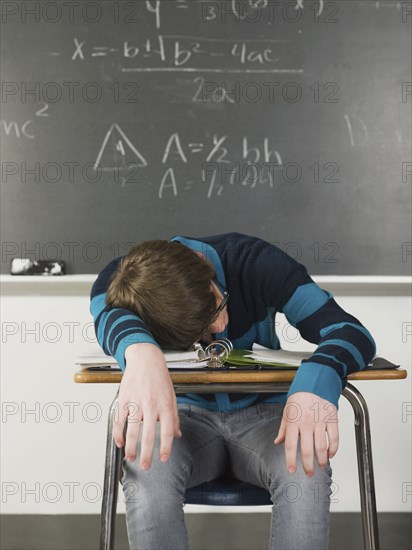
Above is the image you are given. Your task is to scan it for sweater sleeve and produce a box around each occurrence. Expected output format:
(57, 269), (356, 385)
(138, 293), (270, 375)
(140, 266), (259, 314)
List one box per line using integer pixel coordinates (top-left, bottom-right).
(282, 283), (376, 409)
(89, 257), (160, 372)
(245, 238), (377, 409)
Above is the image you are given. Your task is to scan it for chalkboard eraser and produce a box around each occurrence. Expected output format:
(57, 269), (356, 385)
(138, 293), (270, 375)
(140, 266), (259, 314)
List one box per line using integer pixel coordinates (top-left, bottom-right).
(10, 259), (66, 276)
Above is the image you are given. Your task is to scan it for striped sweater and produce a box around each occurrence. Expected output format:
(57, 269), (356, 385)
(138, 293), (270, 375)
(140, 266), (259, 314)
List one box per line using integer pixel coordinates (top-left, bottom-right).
(90, 232), (376, 411)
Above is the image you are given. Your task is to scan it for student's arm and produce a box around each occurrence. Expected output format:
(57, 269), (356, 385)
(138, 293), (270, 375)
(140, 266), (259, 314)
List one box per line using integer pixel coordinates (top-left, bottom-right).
(246, 240), (376, 409)
(281, 282), (376, 410)
(277, 259), (375, 472)
(243, 237), (376, 474)
(90, 258), (181, 469)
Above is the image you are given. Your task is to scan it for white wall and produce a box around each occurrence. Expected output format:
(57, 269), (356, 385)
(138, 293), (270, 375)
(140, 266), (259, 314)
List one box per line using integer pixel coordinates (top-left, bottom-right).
(1, 282), (411, 515)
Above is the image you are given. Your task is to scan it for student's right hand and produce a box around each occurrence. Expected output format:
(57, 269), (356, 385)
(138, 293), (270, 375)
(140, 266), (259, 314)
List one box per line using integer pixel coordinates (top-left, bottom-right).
(112, 343), (182, 470)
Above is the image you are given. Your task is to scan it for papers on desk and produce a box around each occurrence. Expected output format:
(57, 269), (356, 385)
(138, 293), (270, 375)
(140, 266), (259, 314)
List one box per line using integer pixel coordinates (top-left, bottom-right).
(225, 347), (304, 368)
(75, 344), (400, 371)
(75, 344), (309, 370)
(75, 350), (117, 367)
(75, 344), (209, 370)
(243, 346), (311, 366)
(226, 345), (400, 370)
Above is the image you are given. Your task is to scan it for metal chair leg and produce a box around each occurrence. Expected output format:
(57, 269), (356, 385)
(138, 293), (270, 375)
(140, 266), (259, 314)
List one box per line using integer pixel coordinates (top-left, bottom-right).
(343, 382), (380, 550)
(100, 389), (123, 550)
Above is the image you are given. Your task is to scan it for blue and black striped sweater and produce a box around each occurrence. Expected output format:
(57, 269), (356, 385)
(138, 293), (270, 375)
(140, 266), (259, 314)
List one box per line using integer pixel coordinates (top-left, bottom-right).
(90, 232), (376, 411)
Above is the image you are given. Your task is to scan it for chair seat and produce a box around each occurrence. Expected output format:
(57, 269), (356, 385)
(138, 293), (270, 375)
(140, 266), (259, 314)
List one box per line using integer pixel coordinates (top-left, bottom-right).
(184, 478), (272, 506)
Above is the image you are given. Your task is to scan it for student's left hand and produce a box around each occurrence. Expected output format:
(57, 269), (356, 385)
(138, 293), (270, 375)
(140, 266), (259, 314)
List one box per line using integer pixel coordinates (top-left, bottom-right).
(274, 391), (339, 476)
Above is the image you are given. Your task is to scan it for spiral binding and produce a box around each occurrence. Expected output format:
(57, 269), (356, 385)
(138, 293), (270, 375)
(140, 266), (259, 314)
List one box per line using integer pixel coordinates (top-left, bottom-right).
(204, 338), (234, 368)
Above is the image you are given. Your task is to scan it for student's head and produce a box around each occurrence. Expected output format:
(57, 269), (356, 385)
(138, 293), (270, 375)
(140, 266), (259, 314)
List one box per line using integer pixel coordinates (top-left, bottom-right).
(105, 240), (226, 350)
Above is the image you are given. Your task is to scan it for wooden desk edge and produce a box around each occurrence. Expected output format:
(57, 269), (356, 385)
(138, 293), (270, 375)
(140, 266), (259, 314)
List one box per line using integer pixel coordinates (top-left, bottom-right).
(73, 368), (408, 384)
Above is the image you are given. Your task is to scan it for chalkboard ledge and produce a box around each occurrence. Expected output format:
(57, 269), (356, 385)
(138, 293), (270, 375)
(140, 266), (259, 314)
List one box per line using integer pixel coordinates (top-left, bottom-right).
(0, 275), (410, 297)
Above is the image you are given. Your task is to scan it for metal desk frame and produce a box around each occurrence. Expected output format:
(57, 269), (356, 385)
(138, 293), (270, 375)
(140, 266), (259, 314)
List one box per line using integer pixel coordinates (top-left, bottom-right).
(100, 381), (379, 550)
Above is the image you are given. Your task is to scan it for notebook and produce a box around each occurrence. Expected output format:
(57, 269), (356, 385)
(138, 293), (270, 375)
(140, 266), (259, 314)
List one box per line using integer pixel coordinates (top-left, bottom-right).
(75, 340), (231, 370)
(226, 345), (399, 369)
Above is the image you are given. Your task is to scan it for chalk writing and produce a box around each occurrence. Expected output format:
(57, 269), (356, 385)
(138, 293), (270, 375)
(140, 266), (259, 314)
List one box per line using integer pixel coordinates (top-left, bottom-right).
(360, 1), (402, 9)
(107, 0), (327, 29)
(1, 120), (34, 139)
(0, 103), (49, 139)
(68, 36), (303, 74)
(344, 113), (369, 147)
(94, 126), (283, 197)
(94, 124), (147, 172)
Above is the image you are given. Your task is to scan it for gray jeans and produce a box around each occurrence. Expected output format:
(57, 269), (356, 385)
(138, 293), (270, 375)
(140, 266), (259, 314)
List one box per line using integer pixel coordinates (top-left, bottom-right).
(121, 402), (333, 550)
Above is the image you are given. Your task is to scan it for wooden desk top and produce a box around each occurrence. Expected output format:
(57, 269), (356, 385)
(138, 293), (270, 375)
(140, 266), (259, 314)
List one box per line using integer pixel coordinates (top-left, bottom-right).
(74, 368), (407, 384)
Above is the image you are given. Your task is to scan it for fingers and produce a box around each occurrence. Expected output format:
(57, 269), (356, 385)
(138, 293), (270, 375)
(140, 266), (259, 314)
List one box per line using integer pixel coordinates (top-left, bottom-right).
(284, 423), (299, 474)
(326, 422), (339, 459)
(124, 414), (143, 463)
(137, 411), (157, 470)
(173, 399), (182, 439)
(114, 399), (182, 471)
(274, 418), (286, 445)
(299, 428), (315, 476)
(119, 411), (182, 470)
(113, 347), (180, 471)
(276, 394), (340, 478)
(112, 400), (133, 449)
(159, 415), (177, 464)
(314, 426), (328, 469)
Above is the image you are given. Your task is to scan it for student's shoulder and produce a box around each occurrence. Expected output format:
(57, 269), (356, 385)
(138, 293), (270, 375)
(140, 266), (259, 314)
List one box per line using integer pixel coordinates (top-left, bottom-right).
(196, 232), (264, 246)
(91, 256), (123, 297)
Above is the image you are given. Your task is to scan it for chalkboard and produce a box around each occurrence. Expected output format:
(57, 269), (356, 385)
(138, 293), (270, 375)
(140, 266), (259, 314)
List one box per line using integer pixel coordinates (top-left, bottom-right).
(1, 0), (411, 275)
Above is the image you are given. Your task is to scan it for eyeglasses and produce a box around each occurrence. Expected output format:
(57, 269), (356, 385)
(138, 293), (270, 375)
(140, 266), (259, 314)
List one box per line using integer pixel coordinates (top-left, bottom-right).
(212, 277), (229, 319)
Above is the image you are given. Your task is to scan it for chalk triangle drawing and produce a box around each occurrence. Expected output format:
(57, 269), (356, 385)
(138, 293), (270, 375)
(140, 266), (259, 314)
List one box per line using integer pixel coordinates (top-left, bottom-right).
(94, 124), (147, 171)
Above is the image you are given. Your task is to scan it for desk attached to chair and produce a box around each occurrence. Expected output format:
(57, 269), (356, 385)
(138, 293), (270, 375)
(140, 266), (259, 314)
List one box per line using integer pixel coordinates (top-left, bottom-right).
(74, 367), (407, 550)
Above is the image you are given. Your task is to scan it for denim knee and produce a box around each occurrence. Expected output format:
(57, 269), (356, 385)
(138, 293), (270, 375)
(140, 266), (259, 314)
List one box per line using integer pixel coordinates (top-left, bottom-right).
(120, 430), (193, 505)
(269, 456), (333, 511)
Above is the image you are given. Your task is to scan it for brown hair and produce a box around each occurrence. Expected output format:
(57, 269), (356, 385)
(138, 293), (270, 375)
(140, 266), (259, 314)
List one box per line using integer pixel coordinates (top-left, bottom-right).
(106, 240), (217, 349)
